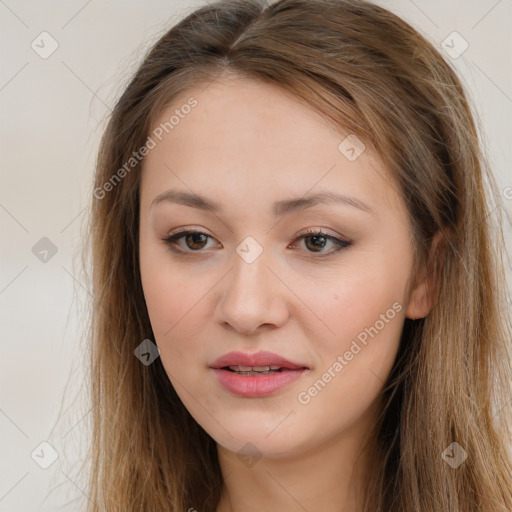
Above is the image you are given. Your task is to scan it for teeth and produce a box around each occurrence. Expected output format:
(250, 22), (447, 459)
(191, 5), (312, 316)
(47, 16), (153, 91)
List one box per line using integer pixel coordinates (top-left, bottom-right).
(228, 365), (283, 372)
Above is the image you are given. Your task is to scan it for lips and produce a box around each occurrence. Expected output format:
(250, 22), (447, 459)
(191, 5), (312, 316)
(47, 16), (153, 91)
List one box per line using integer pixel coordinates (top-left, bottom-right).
(210, 350), (309, 397)
(209, 350), (308, 371)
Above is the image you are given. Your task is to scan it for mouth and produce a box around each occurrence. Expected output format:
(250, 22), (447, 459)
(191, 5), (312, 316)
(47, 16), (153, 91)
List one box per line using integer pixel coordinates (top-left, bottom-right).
(209, 351), (309, 397)
(210, 350), (309, 372)
(220, 365), (301, 375)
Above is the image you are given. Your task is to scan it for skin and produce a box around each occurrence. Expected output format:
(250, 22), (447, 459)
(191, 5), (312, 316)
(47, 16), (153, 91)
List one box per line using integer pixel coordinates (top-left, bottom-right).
(139, 71), (437, 512)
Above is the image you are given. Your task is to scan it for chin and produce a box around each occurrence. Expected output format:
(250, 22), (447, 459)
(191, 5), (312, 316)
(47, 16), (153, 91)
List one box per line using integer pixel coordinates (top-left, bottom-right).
(211, 419), (308, 458)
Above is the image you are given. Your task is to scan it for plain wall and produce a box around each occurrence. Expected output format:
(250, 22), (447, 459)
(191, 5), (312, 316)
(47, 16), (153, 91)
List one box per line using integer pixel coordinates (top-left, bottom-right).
(1, 1), (510, 510)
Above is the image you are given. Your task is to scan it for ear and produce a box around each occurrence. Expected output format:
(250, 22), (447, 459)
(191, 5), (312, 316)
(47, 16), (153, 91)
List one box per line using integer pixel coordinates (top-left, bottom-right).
(405, 230), (446, 320)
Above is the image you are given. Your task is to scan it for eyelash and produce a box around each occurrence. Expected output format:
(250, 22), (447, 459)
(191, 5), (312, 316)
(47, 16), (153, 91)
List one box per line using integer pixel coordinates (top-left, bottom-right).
(162, 228), (352, 258)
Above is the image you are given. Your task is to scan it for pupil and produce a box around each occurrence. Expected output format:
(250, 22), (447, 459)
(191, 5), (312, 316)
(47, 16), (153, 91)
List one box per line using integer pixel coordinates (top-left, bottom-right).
(306, 235), (326, 252)
(187, 233), (207, 250)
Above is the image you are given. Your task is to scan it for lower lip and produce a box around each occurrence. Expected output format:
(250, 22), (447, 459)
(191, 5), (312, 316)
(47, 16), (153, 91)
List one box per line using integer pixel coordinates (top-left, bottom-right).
(211, 368), (308, 397)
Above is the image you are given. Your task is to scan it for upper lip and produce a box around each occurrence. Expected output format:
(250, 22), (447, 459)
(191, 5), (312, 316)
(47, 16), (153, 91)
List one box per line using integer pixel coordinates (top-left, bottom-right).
(210, 350), (308, 370)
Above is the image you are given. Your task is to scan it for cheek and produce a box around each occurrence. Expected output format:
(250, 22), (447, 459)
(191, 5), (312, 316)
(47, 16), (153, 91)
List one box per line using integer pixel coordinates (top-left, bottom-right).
(291, 274), (404, 440)
(139, 247), (220, 382)
(296, 257), (406, 352)
(295, 252), (408, 410)
(140, 242), (204, 334)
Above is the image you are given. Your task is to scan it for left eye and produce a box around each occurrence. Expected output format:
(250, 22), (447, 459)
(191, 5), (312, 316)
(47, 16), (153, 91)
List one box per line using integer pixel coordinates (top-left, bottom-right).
(292, 230), (352, 255)
(162, 229), (351, 256)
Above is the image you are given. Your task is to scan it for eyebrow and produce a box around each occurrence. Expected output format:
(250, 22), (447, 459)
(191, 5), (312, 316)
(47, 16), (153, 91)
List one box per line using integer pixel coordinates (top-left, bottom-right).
(151, 189), (376, 217)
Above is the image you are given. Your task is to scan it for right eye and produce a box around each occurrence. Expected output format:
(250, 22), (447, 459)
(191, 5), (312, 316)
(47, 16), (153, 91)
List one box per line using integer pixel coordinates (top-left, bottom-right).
(162, 229), (222, 254)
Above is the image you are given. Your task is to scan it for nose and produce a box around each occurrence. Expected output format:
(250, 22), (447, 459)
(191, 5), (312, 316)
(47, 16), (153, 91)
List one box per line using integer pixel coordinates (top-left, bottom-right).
(215, 250), (290, 335)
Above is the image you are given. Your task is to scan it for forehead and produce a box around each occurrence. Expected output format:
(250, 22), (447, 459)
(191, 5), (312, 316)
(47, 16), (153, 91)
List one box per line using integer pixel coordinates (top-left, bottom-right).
(154, 76), (341, 156)
(140, 76), (402, 219)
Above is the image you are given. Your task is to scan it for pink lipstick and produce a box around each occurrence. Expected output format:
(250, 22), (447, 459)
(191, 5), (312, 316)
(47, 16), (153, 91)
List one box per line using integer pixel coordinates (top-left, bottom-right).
(210, 350), (309, 397)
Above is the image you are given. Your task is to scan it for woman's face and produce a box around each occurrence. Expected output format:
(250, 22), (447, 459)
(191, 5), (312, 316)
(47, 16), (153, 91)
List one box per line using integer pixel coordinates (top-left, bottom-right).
(139, 75), (425, 459)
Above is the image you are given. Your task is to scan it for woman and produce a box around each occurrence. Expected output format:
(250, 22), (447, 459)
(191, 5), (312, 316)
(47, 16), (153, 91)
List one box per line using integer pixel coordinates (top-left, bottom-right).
(85, 0), (512, 510)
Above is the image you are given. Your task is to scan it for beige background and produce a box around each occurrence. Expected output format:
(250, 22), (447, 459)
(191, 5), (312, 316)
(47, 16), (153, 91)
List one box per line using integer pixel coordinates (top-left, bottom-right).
(1, 1), (511, 510)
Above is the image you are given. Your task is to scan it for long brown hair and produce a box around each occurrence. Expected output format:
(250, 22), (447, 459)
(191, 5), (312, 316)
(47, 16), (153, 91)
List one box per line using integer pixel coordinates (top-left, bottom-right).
(84, 0), (512, 510)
